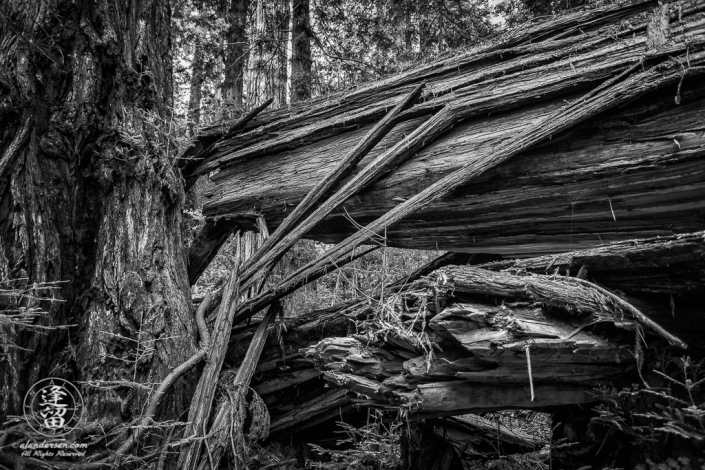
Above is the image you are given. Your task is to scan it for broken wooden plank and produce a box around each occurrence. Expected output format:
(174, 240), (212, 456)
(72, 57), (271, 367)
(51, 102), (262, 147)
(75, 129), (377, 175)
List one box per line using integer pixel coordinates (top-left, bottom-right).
(480, 231), (705, 294)
(178, 222), (270, 470)
(194, 301), (282, 470)
(414, 381), (597, 416)
(269, 389), (349, 434)
(181, 98), (273, 191)
(204, 83), (705, 255)
(239, 83), (426, 287)
(429, 265), (687, 347)
(187, 217), (257, 286)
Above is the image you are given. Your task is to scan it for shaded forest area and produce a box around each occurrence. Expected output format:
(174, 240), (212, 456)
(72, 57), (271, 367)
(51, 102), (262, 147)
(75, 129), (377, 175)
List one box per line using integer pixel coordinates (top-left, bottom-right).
(1, 0), (705, 469)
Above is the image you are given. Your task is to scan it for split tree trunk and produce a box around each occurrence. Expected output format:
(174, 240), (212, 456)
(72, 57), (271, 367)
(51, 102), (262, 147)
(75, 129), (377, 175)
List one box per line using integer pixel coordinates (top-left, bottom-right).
(0, 0), (195, 455)
(187, 1), (705, 256)
(202, 84), (705, 255)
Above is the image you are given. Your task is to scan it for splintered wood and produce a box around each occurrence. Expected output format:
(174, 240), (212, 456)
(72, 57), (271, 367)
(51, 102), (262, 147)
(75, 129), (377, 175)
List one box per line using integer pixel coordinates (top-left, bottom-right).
(302, 261), (691, 417)
(174, 1), (705, 467)
(189, 0), (705, 255)
(222, 233), (702, 435)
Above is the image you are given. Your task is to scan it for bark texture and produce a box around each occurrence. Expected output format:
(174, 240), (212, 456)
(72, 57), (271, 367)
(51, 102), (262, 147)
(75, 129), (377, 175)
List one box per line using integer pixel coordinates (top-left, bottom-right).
(223, 0), (249, 109)
(0, 0), (195, 450)
(188, 37), (204, 136)
(273, 0), (290, 108)
(291, 0), (312, 102)
(186, 0), (705, 255)
(302, 261), (664, 417)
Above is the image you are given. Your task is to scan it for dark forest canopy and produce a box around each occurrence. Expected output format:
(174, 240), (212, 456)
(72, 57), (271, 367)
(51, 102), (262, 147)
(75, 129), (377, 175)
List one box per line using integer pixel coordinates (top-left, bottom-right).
(1, 0), (704, 469)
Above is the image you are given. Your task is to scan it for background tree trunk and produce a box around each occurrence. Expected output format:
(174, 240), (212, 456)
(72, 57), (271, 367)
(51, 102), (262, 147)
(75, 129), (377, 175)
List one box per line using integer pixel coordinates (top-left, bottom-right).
(291, 0), (312, 102)
(0, 0), (196, 449)
(274, 0), (290, 108)
(223, 0), (249, 112)
(188, 37), (205, 137)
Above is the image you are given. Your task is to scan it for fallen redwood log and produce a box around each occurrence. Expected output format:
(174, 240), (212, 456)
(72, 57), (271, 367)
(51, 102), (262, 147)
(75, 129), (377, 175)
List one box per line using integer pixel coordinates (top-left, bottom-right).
(223, 233), (704, 433)
(222, 253), (480, 434)
(192, 1), (705, 256)
(301, 263), (669, 418)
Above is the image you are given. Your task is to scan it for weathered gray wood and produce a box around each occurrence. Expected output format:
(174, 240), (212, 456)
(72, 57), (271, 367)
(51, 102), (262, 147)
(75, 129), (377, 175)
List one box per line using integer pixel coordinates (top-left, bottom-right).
(187, 217), (257, 286)
(180, 98), (273, 191)
(269, 389), (349, 434)
(480, 231), (705, 294)
(205, 86), (705, 255)
(415, 381), (596, 416)
(196, 4), (705, 255)
(194, 301), (282, 470)
(300, 246), (697, 417)
(432, 265), (687, 348)
(225, 252), (473, 433)
(189, 0), (693, 171)
(178, 223), (269, 470)
(231, 49), (705, 327)
(239, 83), (425, 287)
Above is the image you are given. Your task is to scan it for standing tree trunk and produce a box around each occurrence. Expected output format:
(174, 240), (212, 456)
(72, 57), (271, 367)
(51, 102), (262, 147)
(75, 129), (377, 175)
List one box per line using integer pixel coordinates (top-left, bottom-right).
(436, 0), (444, 54)
(273, 0), (290, 108)
(188, 37), (205, 137)
(0, 0), (196, 457)
(247, 0), (269, 106)
(223, 0), (249, 113)
(291, 0), (312, 102)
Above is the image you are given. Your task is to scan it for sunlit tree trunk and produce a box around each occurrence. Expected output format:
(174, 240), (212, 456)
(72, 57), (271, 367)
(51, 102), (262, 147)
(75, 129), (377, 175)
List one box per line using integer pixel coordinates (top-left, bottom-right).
(0, 0), (196, 450)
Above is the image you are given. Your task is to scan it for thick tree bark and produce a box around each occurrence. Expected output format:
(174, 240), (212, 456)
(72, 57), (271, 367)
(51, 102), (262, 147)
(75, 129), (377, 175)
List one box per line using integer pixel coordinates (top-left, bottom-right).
(223, 0), (249, 110)
(291, 0), (312, 102)
(0, 0), (195, 456)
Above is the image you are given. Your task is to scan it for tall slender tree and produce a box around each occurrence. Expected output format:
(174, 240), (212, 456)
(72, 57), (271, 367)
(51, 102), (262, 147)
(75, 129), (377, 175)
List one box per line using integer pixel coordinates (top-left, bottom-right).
(291, 0), (312, 102)
(0, 0), (196, 454)
(273, 0), (290, 107)
(223, 0), (250, 112)
(188, 37), (205, 136)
